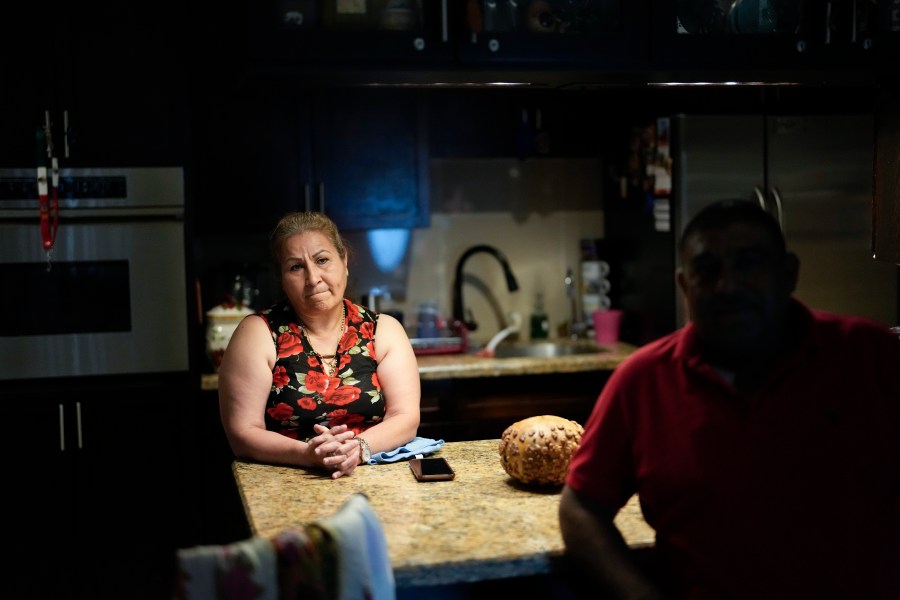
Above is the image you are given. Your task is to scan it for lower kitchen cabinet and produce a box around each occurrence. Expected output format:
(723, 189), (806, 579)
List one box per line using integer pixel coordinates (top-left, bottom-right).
(4, 374), (193, 600)
(418, 371), (610, 442)
(192, 388), (252, 546)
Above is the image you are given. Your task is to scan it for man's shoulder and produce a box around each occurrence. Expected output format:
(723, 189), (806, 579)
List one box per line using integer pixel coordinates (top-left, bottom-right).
(809, 308), (895, 341)
(614, 330), (683, 374)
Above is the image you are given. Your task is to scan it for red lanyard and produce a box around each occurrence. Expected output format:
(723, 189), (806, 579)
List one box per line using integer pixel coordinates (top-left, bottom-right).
(38, 109), (60, 261)
(38, 157), (60, 253)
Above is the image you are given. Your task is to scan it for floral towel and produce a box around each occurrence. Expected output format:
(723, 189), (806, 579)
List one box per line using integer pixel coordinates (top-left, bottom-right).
(367, 437), (445, 465)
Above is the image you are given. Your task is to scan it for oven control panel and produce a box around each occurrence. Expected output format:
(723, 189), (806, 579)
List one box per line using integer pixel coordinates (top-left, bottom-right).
(0, 175), (127, 201)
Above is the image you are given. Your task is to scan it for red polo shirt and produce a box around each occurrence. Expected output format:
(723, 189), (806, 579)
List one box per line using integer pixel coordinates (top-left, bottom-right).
(567, 300), (900, 599)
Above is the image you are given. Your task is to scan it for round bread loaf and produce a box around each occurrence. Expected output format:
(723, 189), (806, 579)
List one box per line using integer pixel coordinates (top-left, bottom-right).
(498, 415), (584, 486)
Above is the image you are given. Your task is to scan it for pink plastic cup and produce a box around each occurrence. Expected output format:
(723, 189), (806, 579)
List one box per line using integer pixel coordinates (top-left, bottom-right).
(592, 309), (623, 345)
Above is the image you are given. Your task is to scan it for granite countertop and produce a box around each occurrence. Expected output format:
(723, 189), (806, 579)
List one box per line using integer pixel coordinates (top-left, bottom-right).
(202, 340), (636, 390)
(232, 438), (655, 588)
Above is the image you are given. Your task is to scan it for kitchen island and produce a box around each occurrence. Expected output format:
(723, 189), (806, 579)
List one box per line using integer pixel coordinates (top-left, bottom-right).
(232, 438), (655, 589)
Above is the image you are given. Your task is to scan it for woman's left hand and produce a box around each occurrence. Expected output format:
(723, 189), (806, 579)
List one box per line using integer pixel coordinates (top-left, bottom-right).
(310, 423), (361, 479)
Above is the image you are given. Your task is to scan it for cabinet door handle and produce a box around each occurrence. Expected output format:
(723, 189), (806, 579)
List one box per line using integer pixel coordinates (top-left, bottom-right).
(63, 110), (70, 158)
(317, 182), (326, 213)
(76, 401), (83, 450)
(769, 187), (784, 232)
(753, 186), (767, 211)
(58, 403), (66, 452)
(441, 0), (448, 42)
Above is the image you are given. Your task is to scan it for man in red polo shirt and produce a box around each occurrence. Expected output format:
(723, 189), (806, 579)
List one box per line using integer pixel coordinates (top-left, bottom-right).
(560, 199), (900, 599)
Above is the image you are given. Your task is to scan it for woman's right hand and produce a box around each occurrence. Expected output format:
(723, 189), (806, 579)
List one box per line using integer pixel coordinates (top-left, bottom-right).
(309, 423), (360, 478)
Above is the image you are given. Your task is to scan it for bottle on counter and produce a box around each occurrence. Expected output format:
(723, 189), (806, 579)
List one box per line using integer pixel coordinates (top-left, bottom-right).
(416, 300), (442, 339)
(530, 293), (549, 340)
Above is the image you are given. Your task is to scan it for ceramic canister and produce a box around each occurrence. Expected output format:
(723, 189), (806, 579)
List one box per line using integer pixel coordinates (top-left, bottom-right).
(205, 303), (255, 371)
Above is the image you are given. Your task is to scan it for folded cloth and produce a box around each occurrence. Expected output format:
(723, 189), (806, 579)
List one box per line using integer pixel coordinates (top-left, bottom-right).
(175, 536), (277, 600)
(367, 437), (445, 465)
(316, 493), (394, 600)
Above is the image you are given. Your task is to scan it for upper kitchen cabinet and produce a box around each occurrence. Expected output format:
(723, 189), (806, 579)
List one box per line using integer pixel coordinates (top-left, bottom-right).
(190, 83), (312, 236)
(457, 0), (648, 70)
(0, 1), (189, 168)
(191, 84), (429, 235)
(246, 0), (454, 68)
(428, 88), (607, 159)
(650, 0), (884, 83)
(312, 88), (430, 230)
(241, 0), (648, 80)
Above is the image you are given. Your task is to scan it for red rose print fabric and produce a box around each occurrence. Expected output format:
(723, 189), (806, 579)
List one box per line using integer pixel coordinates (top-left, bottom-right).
(259, 299), (385, 442)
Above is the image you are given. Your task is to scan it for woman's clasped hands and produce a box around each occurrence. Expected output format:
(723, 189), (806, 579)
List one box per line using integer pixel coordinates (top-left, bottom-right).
(310, 423), (361, 479)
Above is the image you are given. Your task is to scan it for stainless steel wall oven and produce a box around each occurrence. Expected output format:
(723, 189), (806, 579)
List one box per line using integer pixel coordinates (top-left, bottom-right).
(0, 167), (189, 380)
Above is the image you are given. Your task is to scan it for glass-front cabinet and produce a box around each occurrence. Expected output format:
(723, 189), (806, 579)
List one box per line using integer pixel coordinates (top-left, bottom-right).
(248, 0), (454, 65)
(246, 1), (645, 72)
(457, 0), (646, 68)
(651, 0), (882, 78)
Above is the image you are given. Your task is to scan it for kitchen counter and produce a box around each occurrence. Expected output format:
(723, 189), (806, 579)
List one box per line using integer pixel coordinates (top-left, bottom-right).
(232, 438), (655, 588)
(202, 341), (637, 390)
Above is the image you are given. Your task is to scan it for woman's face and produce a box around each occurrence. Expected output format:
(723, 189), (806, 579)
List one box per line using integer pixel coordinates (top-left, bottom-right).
(279, 230), (348, 315)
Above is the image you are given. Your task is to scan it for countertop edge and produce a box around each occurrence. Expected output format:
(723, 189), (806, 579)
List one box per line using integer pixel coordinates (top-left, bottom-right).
(201, 342), (636, 390)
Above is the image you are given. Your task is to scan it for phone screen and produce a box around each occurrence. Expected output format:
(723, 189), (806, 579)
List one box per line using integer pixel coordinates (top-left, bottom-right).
(420, 457), (453, 476)
(409, 457), (455, 481)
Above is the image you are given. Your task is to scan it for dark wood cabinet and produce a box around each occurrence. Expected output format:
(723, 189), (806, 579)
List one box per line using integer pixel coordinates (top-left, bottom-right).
(247, 0), (453, 67)
(0, 0), (188, 169)
(225, 0), (898, 85)
(419, 371), (608, 442)
(652, 0), (882, 81)
(457, 0), (646, 69)
(428, 88), (607, 160)
(192, 84), (429, 235)
(5, 375), (192, 600)
(313, 88), (430, 230)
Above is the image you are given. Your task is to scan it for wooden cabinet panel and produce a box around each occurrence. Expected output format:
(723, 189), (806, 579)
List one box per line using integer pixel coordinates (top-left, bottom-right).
(192, 85), (429, 235)
(313, 88), (430, 230)
(0, 1), (188, 168)
(419, 371), (608, 442)
(3, 375), (192, 599)
(247, 0), (453, 66)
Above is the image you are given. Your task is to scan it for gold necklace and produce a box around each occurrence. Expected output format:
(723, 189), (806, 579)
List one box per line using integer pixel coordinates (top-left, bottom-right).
(300, 302), (346, 377)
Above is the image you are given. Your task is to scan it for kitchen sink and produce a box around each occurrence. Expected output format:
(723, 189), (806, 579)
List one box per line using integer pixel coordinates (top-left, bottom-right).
(491, 339), (608, 358)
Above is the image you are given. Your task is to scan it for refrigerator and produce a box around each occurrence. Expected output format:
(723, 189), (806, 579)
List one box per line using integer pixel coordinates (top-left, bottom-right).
(671, 113), (899, 328)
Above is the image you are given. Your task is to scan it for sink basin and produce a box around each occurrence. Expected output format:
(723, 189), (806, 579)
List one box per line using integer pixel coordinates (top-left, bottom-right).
(491, 339), (608, 358)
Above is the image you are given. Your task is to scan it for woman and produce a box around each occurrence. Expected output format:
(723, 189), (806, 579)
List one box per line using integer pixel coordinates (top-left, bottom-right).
(219, 212), (421, 479)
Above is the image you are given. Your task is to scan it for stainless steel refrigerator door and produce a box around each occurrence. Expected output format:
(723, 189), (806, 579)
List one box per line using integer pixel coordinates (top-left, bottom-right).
(674, 113), (898, 328)
(767, 114), (897, 326)
(673, 114), (766, 326)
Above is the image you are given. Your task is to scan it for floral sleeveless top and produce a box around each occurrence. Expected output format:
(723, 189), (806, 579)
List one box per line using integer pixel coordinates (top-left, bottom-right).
(258, 298), (384, 442)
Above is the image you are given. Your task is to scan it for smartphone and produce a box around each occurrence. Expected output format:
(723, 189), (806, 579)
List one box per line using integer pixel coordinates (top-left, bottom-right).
(409, 457), (455, 482)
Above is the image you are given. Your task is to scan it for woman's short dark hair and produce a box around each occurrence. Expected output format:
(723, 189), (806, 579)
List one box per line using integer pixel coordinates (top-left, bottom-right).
(679, 199), (786, 257)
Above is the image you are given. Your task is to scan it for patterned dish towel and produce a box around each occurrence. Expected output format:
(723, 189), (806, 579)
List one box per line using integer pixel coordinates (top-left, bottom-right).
(316, 493), (394, 600)
(367, 437), (445, 465)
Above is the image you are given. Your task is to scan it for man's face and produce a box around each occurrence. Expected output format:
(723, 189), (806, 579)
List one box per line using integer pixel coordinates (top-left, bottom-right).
(677, 221), (798, 361)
